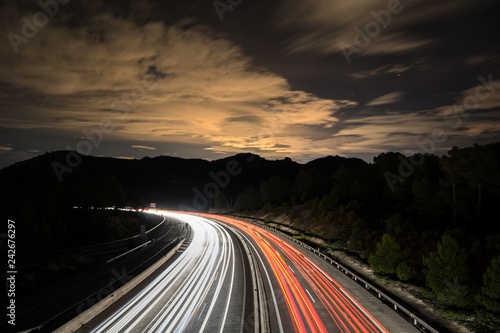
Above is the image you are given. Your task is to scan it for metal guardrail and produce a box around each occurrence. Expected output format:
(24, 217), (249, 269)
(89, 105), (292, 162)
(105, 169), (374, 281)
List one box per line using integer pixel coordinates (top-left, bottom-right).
(106, 240), (151, 264)
(239, 218), (440, 333)
(20, 216), (167, 266)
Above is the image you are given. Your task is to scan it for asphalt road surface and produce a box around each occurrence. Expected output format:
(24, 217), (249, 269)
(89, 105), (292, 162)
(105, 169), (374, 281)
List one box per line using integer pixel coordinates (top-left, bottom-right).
(53, 210), (421, 333)
(2, 214), (184, 333)
(89, 212), (253, 333)
(197, 213), (421, 333)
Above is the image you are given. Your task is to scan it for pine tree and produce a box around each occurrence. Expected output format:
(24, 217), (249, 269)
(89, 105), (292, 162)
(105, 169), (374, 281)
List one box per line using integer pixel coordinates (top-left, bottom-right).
(368, 234), (407, 275)
(476, 255), (500, 325)
(397, 262), (415, 281)
(422, 235), (471, 306)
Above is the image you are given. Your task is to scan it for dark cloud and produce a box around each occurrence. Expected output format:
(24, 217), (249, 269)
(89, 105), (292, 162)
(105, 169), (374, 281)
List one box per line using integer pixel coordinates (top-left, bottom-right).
(225, 115), (262, 124)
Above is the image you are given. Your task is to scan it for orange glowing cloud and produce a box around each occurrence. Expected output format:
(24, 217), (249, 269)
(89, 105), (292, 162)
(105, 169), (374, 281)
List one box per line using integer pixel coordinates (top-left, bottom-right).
(0, 12), (358, 161)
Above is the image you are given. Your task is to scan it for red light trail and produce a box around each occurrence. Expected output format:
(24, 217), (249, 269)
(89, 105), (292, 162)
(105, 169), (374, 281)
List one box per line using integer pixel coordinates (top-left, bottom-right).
(195, 213), (389, 333)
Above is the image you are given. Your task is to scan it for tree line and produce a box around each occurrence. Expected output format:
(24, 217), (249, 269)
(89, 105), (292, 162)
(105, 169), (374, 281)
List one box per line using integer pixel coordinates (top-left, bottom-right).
(217, 142), (500, 328)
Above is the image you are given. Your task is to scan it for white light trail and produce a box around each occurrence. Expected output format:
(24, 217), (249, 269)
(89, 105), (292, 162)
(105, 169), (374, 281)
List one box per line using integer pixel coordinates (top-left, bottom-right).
(90, 213), (237, 333)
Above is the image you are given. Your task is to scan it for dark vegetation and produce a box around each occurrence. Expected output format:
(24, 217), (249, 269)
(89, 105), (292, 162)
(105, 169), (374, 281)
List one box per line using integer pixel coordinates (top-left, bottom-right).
(231, 143), (500, 330)
(1, 142), (500, 329)
(2, 208), (161, 295)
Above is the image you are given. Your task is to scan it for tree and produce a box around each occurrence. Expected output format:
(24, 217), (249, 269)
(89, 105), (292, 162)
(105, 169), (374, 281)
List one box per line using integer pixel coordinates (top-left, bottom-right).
(440, 155), (461, 224)
(422, 235), (471, 306)
(476, 255), (500, 325)
(397, 262), (415, 281)
(293, 167), (325, 202)
(259, 176), (291, 204)
(444, 144), (497, 218)
(369, 234), (407, 275)
(384, 213), (409, 238)
(318, 192), (336, 212)
(235, 186), (261, 210)
(214, 191), (229, 211)
(349, 218), (367, 254)
(373, 152), (404, 173)
(411, 177), (445, 228)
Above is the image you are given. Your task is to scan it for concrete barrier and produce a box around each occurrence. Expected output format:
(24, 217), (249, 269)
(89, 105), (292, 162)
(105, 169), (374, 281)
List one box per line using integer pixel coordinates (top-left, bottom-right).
(53, 238), (185, 333)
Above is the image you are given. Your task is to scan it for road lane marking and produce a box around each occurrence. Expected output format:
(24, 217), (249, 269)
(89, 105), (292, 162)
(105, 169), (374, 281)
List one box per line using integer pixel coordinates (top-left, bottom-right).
(199, 221), (233, 332)
(197, 303), (207, 320)
(306, 289), (315, 303)
(219, 226), (236, 331)
(339, 288), (387, 333)
(91, 216), (203, 332)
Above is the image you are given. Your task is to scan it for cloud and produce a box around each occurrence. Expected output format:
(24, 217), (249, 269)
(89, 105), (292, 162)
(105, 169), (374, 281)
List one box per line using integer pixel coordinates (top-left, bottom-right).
(459, 81), (500, 111)
(366, 91), (405, 106)
(434, 81), (500, 138)
(113, 156), (136, 160)
(132, 145), (156, 150)
(462, 54), (499, 67)
(273, 0), (491, 57)
(349, 64), (413, 79)
(334, 85), (500, 157)
(0, 7), (357, 162)
(224, 115), (262, 124)
(330, 110), (446, 156)
(2, 1), (495, 167)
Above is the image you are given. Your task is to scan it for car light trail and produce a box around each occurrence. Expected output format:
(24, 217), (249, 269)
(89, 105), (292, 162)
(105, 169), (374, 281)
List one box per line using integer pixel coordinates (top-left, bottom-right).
(92, 209), (391, 333)
(196, 213), (390, 333)
(90, 212), (241, 333)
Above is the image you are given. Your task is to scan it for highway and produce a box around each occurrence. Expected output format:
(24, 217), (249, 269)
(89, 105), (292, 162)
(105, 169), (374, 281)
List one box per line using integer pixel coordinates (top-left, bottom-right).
(89, 212), (252, 333)
(1, 214), (185, 333)
(88, 211), (419, 332)
(199, 214), (394, 333)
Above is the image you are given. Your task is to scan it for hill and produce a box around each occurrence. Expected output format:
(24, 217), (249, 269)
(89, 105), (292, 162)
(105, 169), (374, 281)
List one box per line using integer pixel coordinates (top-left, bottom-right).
(2, 144), (500, 329)
(0, 151), (360, 250)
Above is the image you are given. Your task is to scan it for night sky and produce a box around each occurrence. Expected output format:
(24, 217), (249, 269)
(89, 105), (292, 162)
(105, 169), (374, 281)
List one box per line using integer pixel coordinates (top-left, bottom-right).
(1, 0), (499, 168)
